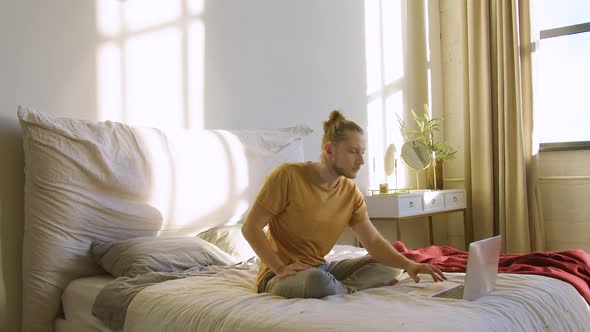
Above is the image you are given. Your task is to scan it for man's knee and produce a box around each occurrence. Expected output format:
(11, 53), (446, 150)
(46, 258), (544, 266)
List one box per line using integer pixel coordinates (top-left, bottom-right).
(269, 268), (342, 299)
(301, 268), (340, 298)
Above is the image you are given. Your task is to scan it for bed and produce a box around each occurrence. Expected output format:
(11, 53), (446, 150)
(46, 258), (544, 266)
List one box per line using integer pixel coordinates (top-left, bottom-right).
(18, 107), (590, 332)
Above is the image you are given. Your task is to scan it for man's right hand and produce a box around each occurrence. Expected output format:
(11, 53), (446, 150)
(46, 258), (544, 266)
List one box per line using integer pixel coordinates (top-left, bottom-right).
(275, 262), (311, 278)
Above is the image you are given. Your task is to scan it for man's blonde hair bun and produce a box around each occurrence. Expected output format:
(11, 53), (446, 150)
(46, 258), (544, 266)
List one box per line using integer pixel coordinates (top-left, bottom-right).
(323, 110), (346, 132)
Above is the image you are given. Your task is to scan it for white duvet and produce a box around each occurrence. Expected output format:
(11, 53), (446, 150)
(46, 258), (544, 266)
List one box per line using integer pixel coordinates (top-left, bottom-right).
(124, 249), (590, 332)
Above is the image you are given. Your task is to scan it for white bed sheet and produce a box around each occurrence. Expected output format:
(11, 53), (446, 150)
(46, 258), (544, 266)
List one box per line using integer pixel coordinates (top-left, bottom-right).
(54, 246), (367, 332)
(55, 246), (590, 332)
(56, 275), (114, 332)
(123, 249), (590, 332)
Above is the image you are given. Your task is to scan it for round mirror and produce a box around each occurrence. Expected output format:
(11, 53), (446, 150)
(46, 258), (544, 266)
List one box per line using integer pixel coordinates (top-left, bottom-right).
(400, 140), (432, 170)
(384, 143), (397, 176)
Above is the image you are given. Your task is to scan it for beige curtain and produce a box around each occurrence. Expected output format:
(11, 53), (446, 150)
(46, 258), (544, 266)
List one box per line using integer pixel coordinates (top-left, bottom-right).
(519, 0), (545, 252)
(459, 0), (542, 253)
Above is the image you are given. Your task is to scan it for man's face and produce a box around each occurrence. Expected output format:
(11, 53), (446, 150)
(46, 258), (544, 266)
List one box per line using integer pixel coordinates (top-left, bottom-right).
(329, 130), (366, 179)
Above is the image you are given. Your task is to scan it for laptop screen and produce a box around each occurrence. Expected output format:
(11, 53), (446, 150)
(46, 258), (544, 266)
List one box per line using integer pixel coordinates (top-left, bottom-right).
(463, 236), (502, 301)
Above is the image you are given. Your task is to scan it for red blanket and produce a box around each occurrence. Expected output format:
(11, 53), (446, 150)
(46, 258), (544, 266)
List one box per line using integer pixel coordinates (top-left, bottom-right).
(393, 241), (590, 304)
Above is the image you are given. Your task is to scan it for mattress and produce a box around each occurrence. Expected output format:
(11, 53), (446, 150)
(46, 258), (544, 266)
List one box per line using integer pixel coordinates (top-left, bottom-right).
(122, 250), (589, 332)
(53, 246), (367, 331)
(56, 275), (114, 332)
(56, 246), (590, 332)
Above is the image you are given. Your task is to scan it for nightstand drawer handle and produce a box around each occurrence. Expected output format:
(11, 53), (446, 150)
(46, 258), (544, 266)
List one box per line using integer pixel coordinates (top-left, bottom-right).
(409, 202), (414, 208)
(453, 196), (458, 202)
(432, 199), (436, 204)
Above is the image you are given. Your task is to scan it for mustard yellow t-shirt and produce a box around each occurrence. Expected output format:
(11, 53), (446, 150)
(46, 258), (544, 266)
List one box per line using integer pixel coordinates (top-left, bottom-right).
(255, 162), (369, 290)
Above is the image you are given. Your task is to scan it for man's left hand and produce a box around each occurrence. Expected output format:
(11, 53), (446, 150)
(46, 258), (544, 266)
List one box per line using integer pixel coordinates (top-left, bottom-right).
(405, 262), (446, 283)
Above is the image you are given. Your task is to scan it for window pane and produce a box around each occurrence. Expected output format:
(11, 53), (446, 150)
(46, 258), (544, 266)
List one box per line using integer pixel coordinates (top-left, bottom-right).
(534, 32), (590, 143)
(367, 98), (385, 190)
(384, 92), (405, 189)
(382, 0), (403, 85)
(533, 0), (590, 31)
(364, 0), (383, 95)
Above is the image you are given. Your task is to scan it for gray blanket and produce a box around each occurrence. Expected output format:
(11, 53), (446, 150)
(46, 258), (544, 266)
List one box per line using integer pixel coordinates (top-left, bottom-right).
(92, 264), (251, 331)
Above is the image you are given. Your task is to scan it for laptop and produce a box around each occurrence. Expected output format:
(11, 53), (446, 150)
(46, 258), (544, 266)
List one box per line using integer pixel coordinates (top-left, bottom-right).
(400, 236), (502, 301)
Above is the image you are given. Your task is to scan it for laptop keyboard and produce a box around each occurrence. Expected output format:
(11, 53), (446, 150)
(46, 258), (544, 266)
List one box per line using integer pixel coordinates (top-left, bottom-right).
(434, 285), (465, 299)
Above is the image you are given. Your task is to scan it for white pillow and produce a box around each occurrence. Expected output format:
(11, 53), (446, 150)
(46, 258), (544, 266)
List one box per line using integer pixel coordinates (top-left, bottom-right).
(197, 224), (258, 263)
(18, 106), (311, 332)
(91, 236), (239, 277)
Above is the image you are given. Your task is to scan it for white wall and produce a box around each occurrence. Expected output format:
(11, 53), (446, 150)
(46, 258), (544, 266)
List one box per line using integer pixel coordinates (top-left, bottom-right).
(0, 1), (367, 331)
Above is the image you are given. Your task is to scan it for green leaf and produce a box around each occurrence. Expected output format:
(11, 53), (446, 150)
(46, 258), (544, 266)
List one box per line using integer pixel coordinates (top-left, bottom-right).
(397, 104), (457, 161)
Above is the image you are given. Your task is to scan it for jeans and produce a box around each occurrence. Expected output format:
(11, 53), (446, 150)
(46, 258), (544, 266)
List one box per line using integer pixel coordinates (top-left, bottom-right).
(259, 255), (403, 299)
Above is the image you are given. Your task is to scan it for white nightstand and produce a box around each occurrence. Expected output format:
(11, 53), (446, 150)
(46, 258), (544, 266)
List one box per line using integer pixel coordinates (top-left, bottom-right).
(365, 189), (471, 248)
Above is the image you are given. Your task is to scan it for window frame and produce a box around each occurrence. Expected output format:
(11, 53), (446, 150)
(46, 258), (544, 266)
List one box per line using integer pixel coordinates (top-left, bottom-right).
(539, 22), (590, 39)
(536, 17), (590, 151)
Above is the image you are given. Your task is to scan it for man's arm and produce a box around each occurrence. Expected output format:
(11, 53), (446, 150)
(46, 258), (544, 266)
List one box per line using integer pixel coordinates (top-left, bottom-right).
(242, 201), (309, 278)
(349, 218), (445, 283)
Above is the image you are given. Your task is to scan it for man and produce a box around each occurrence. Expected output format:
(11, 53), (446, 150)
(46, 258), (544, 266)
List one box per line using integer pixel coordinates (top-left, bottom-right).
(242, 110), (445, 298)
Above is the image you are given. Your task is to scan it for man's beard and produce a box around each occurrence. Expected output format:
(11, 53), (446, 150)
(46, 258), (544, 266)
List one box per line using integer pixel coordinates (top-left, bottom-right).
(332, 163), (356, 179)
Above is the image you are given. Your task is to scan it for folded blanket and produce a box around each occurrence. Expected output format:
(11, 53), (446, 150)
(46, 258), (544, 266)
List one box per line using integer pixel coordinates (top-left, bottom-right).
(393, 241), (590, 304)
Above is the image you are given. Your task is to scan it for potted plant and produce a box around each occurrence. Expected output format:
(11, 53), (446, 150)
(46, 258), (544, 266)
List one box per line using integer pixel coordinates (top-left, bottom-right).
(397, 104), (457, 190)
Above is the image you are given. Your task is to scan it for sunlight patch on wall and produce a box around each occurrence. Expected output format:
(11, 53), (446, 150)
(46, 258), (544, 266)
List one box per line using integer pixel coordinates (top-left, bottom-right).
(123, 0), (181, 32)
(96, 0), (123, 123)
(187, 0), (205, 15)
(188, 20), (205, 129)
(125, 28), (184, 128)
(96, 0), (122, 37)
(95, 0), (206, 128)
(97, 43), (123, 122)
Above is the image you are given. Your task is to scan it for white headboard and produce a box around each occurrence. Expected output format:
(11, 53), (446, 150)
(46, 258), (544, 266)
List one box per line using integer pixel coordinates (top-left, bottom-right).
(18, 107), (311, 332)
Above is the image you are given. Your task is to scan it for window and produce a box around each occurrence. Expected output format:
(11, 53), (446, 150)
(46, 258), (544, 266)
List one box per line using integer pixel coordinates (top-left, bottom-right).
(532, 0), (590, 147)
(364, 0), (435, 190)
